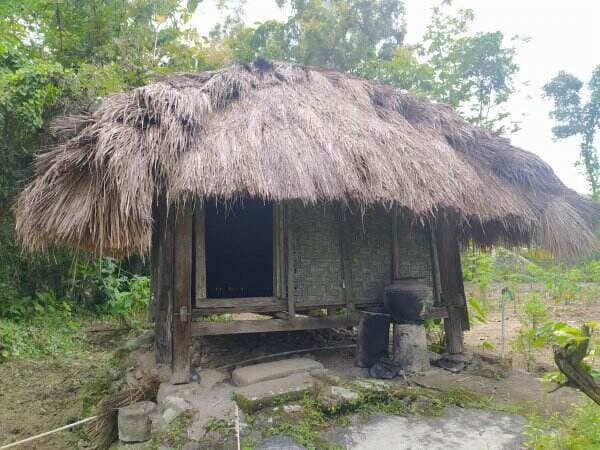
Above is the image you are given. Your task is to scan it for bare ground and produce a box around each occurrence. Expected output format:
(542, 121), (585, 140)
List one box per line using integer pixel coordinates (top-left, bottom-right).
(1, 282), (598, 449)
(0, 329), (123, 449)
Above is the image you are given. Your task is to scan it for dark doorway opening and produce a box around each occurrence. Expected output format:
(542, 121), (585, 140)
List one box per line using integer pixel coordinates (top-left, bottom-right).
(205, 199), (273, 298)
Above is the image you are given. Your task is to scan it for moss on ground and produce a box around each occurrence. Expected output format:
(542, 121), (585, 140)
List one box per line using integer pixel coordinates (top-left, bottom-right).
(238, 380), (525, 450)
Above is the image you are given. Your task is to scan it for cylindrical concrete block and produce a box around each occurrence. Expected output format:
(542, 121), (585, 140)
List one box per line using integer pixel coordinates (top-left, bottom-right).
(118, 401), (157, 442)
(392, 324), (430, 373)
(355, 311), (391, 368)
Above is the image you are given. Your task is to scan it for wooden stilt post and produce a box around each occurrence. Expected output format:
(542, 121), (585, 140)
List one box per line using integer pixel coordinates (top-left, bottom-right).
(154, 196), (175, 365)
(286, 203), (295, 318)
(435, 218), (469, 354)
(171, 203), (194, 384)
(340, 204), (355, 315)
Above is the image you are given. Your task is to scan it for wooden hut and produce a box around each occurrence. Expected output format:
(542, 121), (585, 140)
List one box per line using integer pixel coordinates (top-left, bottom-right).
(16, 59), (600, 382)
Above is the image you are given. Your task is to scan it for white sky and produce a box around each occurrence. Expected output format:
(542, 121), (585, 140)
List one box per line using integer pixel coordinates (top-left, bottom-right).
(191, 0), (600, 194)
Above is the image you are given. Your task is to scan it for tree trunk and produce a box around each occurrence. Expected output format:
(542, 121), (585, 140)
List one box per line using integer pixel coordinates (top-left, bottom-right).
(553, 326), (600, 405)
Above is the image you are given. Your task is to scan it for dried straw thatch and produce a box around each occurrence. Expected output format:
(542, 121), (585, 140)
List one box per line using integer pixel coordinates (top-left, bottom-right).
(15, 59), (600, 259)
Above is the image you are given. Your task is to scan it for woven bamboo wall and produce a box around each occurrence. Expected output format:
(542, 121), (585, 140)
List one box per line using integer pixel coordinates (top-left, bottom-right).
(395, 216), (436, 307)
(346, 206), (393, 304)
(290, 204), (435, 309)
(291, 203), (344, 307)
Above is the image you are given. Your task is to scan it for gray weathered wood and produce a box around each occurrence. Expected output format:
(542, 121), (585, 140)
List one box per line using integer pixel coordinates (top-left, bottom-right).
(286, 203), (295, 317)
(194, 202), (206, 303)
(193, 297), (287, 315)
(428, 221), (442, 306)
(155, 197), (175, 365)
(273, 205), (279, 297)
(192, 315), (357, 336)
(553, 325), (600, 405)
(340, 205), (355, 312)
(392, 208), (401, 280)
(171, 204), (193, 384)
(435, 218), (468, 354)
(149, 199), (161, 323)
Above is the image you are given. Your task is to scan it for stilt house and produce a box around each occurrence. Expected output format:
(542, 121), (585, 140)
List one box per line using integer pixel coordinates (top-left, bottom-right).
(16, 60), (600, 382)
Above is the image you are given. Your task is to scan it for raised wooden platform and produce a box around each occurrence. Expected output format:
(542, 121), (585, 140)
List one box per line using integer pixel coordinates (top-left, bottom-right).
(191, 314), (358, 336)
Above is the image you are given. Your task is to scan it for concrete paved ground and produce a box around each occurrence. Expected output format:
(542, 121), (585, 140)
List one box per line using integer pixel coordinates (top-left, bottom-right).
(326, 407), (527, 450)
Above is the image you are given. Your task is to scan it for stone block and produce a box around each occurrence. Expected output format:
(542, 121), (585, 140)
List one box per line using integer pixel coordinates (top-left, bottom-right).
(320, 386), (361, 414)
(234, 373), (317, 412)
(232, 358), (323, 386)
(199, 368), (229, 388)
(257, 436), (307, 450)
(118, 401), (157, 443)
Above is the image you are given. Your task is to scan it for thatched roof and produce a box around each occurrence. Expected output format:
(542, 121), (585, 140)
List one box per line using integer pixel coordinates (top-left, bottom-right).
(15, 59), (600, 259)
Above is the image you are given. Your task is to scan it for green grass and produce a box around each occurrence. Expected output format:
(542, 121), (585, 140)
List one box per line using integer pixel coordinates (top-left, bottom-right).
(524, 399), (600, 449)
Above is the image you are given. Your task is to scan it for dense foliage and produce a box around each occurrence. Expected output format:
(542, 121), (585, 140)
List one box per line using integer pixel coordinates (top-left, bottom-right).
(0, 0), (523, 319)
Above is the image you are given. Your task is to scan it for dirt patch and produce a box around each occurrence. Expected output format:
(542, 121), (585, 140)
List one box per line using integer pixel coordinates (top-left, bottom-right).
(0, 330), (122, 449)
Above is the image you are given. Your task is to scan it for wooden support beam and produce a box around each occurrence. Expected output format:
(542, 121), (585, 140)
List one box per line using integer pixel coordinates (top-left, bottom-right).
(286, 203), (295, 317)
(428, 221), (443, 307)
(154, 197), (175, 365)
(192, 315), (357, 336)
(435, 218), (469, 354)
(150, 199), (160, 323)
(171, 204), (193, 384)
(340, 205), (355, 313)
(194, 202), (206, 304)
(392, 208), (401, 280)
(192, 297), (288, 315)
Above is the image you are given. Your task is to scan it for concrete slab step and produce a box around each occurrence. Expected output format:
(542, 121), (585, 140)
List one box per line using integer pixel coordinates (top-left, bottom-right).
(234, 372), (317, 412)
(231, 358), (324, 386)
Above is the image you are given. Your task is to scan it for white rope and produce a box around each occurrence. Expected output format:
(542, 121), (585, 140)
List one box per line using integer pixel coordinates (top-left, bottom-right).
(235, 403), (241, 450)
(0, 416), (97, 449)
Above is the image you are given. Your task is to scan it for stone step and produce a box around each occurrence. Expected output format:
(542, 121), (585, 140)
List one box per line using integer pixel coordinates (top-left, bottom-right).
(234, 372), (317, 412)
(231, 358), (324, 386)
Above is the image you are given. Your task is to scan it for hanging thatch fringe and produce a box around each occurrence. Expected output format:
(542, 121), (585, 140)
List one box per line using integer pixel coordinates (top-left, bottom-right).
(14, 59), (600, 260)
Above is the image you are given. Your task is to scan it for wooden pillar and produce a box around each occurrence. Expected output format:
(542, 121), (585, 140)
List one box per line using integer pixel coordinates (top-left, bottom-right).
(171, 204), (194, 384)
(340, 204), (355, 314)
(150, 200), (161, 323)
(392, 208), (401, 280)
(273, 204), (286, 299)
(286, 203), (295, 317)
(153, 196), (175, 365)
(428, 221), (442, 307)
(195, 203), (206, 302)
(435, 218), (469, 354)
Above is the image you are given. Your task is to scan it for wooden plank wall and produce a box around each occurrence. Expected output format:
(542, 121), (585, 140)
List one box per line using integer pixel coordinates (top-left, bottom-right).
(153, 196), (175, 365)
(194, 205), (206, 303)
(435, 218), (469, 354)
(171, 205), (193, 383)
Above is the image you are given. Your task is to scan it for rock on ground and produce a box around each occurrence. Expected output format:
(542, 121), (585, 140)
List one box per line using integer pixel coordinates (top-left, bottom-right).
(325, 407), (527, 450)
(234, 372), (317, 412)
(231, 358), (323, 386)
(257, 436), (307, 449)
(118, 401), (157, 443)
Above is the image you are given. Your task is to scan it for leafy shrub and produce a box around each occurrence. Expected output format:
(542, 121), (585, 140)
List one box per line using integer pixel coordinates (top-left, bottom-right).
(0, 290), (80, 362)
(97, 258), (149, 328)
(525, 399), (600, 449)
(512, 292), (551, 372)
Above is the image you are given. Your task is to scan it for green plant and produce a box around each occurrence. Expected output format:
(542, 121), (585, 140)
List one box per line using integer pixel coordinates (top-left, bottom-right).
(512, 292), (551, 372)
(424, 318), (445, 353)
(525, 398), (600, 449)
(462, 249), (494, 304)
(96, 258), (150, 329)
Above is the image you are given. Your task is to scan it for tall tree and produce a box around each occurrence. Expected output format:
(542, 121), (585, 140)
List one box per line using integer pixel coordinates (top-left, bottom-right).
(212, 0), (406, 71)
(0, 0), (210, 300)
(544, 66), (600, 198)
